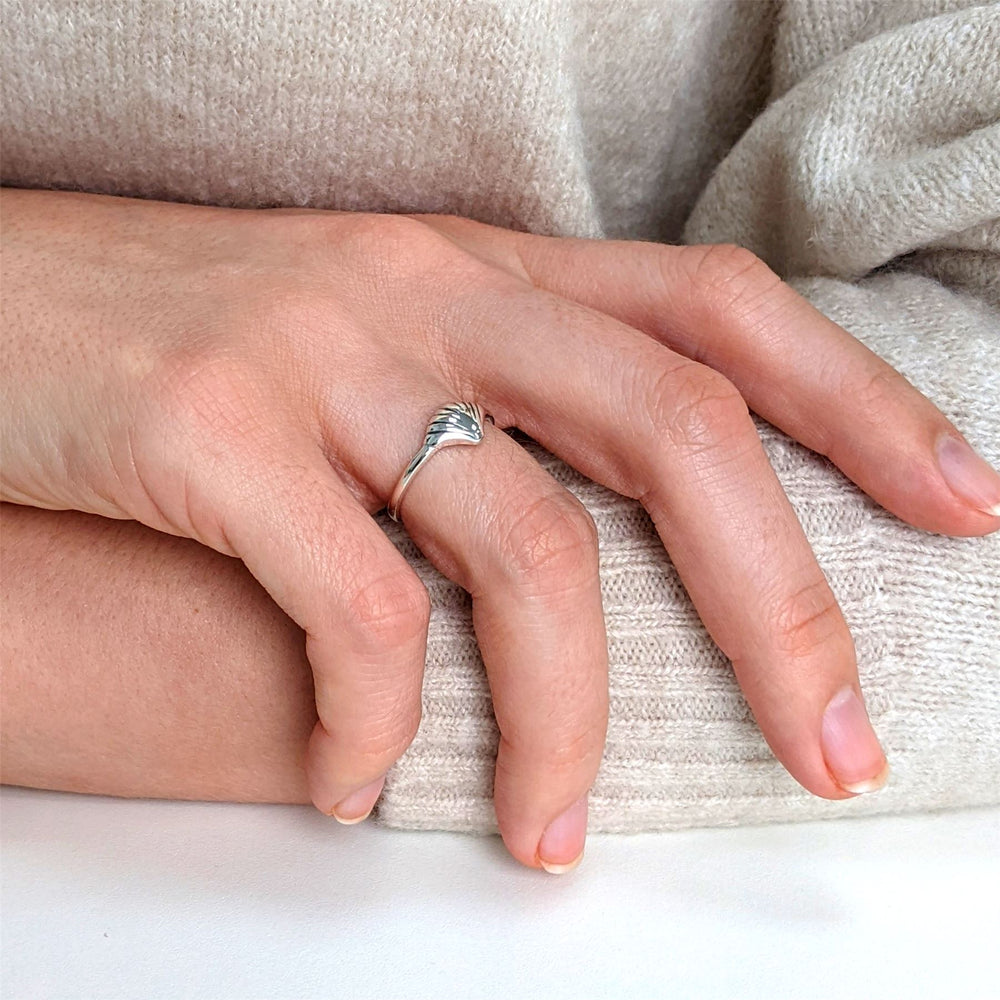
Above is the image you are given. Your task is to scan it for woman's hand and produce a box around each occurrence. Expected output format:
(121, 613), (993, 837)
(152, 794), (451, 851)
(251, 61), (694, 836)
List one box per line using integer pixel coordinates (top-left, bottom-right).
(3, 189), (998, 871)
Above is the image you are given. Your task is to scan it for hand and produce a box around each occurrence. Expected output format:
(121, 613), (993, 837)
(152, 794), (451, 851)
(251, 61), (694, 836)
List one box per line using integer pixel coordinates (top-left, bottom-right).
(3, 189), (998, 871)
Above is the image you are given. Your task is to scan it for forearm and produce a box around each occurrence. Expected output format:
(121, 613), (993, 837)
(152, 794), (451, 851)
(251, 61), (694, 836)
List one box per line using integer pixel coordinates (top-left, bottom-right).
(0, 502), (314, 803)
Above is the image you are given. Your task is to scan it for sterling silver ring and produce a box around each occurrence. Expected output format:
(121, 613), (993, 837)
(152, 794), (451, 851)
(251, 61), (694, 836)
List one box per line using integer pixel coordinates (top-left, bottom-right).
(387, 402), (493, 522)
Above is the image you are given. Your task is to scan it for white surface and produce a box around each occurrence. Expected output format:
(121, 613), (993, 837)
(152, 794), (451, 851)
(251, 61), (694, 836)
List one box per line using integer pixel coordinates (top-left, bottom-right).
(2, 787), (998, 1000)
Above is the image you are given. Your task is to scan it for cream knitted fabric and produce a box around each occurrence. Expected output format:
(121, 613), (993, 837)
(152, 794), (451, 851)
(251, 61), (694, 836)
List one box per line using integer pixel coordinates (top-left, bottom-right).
(0, 0), (775, 242)
(2, 0), (998, 833)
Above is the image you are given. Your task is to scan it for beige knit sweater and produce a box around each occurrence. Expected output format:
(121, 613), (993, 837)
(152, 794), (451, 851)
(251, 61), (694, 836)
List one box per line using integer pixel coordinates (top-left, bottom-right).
(2, 0), (998, 832)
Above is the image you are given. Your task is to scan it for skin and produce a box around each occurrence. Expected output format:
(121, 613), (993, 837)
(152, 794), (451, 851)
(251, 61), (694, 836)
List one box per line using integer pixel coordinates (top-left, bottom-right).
(1, 504), (317, 804)
(2, 188), (998, 872)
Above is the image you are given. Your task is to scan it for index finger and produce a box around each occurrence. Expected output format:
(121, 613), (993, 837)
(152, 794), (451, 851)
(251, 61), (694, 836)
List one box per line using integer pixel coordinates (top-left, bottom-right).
(511, 235), (1000, 533)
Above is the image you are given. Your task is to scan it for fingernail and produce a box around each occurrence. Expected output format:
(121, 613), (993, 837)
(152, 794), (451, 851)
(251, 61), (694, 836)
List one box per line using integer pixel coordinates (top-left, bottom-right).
(537, 795), (588, 874)
(936, 434), (1000, 517)
(331, 776), (385, 825)
(821, 687), (889, 794)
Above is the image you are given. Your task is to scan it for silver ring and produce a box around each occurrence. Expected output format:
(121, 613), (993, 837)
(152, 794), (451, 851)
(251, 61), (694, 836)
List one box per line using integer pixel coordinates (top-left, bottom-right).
(387, 402), (493, 522)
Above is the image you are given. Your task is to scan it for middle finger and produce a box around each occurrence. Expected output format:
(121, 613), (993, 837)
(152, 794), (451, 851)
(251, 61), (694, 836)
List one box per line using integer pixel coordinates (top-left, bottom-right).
(445, 283), (888, 801)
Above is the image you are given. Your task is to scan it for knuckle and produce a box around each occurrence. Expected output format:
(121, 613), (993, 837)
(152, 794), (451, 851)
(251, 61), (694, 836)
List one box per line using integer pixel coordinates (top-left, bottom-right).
(327, 213), (497, 378)
(765, 578), (847, 660)
(149, 298), (325, 452)
(641, 361), (751, 454)
(343, 567), (431, 650)
(543, 717), (606, 773)
(497, 490), (599, 591)
(150, 347), (264, 449)
(351, 701), (423, 767)
(255, 281), (331, 341)
(683, 243), (783, 316)
(844, 365), (911, 426)
(500, 720), (604, 780)
(335, 212), (432, 261)
(338, 212), (482, 287)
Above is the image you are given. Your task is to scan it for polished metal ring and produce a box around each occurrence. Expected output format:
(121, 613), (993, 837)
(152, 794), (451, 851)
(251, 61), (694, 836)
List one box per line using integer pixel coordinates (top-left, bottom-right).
(387, 402), (493, 522)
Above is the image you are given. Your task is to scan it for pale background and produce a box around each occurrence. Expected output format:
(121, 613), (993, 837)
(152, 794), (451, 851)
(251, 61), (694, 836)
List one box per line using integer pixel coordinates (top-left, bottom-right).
(2, 787), (998, 999)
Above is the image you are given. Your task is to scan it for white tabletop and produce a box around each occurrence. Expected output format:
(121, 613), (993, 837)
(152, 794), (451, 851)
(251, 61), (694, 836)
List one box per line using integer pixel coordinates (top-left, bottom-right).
(2, 786), (998, 1000)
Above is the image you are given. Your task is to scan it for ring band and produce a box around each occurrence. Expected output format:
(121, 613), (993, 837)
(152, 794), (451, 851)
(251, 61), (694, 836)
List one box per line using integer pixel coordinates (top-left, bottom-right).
(387, 402), (493, 522)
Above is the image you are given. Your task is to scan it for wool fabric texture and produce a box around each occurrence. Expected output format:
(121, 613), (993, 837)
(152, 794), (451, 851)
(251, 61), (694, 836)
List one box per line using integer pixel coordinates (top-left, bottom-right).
(2, 0), (998, 832)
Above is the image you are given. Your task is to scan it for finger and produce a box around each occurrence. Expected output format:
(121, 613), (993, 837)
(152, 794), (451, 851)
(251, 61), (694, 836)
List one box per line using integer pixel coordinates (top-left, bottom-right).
(366, 402), (608, 872)
(212, 436), (431, 825)
(447, 287), (887, 800)
(508, 233), (1000, 535)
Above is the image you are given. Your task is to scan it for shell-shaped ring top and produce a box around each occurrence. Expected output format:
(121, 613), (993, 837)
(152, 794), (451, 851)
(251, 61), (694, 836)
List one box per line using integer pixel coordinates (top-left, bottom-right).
(387, 402), (493, 521)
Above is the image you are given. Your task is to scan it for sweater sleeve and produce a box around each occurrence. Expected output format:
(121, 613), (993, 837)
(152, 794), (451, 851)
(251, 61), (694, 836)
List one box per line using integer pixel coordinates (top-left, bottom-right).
(685, 0), (999, 301)
(678, 1), (1000, 808)
(375, 0), (999, 835)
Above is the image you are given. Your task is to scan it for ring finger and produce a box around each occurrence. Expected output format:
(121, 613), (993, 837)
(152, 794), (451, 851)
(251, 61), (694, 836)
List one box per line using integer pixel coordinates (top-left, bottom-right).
(348, 388), (609, 873)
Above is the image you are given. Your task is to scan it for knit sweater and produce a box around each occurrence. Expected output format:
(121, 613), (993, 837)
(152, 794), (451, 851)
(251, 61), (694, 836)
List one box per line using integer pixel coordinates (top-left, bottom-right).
(2, 0), (998, 833)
